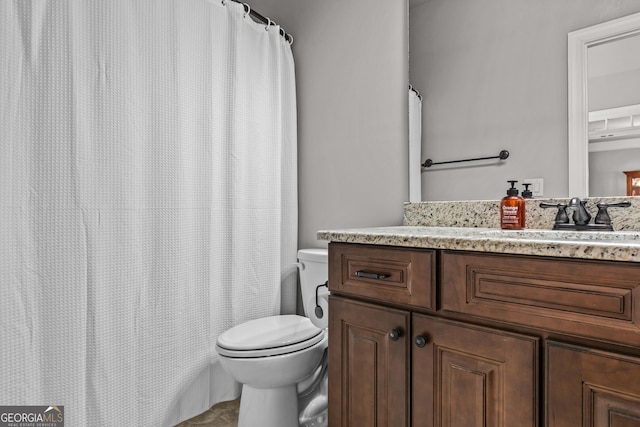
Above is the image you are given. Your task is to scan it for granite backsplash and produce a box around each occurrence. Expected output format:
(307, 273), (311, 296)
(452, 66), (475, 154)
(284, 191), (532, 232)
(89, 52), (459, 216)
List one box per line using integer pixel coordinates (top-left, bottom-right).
(403, 196), (640, 231)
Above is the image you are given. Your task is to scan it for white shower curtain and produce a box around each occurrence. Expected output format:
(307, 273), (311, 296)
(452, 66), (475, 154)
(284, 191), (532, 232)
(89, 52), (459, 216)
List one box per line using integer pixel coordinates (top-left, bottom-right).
(0, 1), (297, 426)
(409, 87), (423, 202)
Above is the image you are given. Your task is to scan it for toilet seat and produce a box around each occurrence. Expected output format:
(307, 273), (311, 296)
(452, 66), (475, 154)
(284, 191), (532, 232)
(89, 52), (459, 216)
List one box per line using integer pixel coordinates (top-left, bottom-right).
(216, 315), (324, 358)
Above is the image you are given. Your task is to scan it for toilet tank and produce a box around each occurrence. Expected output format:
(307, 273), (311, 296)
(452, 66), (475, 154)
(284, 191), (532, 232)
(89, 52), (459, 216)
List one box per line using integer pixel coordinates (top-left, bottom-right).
(297, 248), (329, 329)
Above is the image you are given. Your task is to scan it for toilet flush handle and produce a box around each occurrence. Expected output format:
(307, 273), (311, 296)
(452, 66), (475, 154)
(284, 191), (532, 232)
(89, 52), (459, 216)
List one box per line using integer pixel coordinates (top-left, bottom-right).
(314, 281), (329, 318)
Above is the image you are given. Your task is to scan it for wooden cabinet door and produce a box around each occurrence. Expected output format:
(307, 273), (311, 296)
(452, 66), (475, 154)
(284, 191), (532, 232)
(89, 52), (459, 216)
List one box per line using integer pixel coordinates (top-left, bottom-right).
(412, 314), (539, 427)
(329, 296), (410, 427)
(546, 341), (640, 427)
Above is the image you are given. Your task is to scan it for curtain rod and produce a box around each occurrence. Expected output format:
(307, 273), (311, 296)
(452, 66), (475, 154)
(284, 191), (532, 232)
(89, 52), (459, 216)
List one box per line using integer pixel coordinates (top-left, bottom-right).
(227, 0), (293, 44)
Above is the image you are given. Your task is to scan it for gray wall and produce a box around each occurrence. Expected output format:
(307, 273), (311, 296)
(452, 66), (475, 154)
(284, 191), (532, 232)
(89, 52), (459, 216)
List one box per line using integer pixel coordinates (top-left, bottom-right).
(590, 148), (640, 196)
(587, 34), (640, 197)
(588, 32), (640, 110)
(409, 0), (640, 201)
(251, 0), (409, 249)
(248, 0), (640, 246)
(589, 69), (640, 111)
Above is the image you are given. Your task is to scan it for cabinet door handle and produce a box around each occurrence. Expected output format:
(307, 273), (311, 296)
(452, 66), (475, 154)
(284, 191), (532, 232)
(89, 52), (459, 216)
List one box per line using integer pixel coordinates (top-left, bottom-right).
(388, 328), (402, 341)
(355, 270), (390, 280)
(414, 335), (428, 348)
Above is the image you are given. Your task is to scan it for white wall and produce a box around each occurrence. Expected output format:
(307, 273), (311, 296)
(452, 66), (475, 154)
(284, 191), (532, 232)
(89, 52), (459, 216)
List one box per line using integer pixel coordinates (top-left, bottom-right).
(409, 0), (640, 201)
(251, 0), (409, 249)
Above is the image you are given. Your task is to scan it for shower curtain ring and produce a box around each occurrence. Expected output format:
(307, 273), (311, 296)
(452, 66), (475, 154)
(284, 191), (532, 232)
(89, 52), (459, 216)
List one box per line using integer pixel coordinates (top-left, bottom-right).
(243, 3), (250, 18)
(265, 18), (271, 31)
(287, 33), (293, 45)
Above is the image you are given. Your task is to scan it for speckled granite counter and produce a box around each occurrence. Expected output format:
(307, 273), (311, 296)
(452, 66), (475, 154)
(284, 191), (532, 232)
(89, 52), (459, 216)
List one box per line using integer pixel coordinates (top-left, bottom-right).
(317, 226), (640, 263)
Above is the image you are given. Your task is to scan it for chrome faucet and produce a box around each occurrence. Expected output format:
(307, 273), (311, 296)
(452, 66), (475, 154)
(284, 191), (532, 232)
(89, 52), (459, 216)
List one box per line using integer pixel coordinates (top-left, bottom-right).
(540, 198), (631, 231)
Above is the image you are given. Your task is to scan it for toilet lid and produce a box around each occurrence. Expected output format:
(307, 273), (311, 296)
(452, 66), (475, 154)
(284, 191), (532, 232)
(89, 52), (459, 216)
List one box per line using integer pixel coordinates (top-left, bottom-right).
(216, 315), (324, 358)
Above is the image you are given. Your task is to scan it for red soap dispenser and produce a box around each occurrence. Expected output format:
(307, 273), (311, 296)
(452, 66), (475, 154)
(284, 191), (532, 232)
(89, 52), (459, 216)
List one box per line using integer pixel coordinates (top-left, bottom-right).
(500, 180), (525, 230)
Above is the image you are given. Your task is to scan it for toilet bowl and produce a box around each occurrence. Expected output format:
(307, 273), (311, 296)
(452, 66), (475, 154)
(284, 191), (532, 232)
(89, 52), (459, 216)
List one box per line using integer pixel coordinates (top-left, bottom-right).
(215, 248), (329, 427)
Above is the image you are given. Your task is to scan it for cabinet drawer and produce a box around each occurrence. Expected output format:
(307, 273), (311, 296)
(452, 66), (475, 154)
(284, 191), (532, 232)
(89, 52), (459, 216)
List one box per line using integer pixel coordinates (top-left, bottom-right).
(441, 251), (640, 347)
(328, 243), (435, 309)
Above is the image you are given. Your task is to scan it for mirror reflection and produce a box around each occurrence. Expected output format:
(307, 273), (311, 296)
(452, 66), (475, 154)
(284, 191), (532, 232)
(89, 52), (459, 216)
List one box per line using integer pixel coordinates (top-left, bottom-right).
(568, 11), (640, 198)
(409, 2), (640, 201)
(587, 33), (640, 197)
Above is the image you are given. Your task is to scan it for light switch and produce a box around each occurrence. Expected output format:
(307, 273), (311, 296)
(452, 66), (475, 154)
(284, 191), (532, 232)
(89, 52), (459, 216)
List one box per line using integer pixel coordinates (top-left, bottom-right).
(523, 178), (544, 197)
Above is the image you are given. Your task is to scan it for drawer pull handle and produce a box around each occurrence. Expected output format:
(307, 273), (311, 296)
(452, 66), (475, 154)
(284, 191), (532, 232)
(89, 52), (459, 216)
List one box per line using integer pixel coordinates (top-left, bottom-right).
(388, 328), (402, 341)
(355, 271), (390, 280)
(414, 335), (428, 348)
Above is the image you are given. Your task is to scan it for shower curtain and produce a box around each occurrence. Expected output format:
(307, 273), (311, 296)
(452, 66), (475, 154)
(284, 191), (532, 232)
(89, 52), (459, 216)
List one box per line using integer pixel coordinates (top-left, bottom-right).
(409, 87), (423, 202)
(0, 1), (297, 426)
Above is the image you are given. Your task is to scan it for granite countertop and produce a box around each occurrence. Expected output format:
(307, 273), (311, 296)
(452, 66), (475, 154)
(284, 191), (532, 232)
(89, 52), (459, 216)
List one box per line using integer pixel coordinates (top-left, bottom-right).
(317, 226), (640, 263)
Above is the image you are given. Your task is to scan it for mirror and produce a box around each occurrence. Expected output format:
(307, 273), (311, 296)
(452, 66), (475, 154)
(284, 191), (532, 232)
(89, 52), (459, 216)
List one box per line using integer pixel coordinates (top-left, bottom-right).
(568, 12), (640, 197)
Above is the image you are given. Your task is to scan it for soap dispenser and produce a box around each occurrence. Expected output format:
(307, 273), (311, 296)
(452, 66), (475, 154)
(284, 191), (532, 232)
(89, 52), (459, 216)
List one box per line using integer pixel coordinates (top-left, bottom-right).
(500, 180), (525, 230)
(522, 183), (533, 199)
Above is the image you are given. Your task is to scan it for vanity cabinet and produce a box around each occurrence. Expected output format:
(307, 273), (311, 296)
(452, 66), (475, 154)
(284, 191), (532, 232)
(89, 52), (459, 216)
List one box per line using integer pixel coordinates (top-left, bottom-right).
(328, 297), (538, 427)
(327, 242), (640, 427)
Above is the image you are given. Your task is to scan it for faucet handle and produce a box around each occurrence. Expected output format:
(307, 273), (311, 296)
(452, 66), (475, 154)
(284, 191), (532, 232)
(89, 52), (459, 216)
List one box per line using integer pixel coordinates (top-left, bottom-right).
(539, 202), (569, 225)
(595, 201), (631, 225)
(596, 201), (632, 209)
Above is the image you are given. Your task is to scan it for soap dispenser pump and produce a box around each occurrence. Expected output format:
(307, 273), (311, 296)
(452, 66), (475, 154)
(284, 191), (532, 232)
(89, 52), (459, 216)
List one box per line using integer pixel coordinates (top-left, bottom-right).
(500, 180), (525, 230)
(522, 183), (533, 199)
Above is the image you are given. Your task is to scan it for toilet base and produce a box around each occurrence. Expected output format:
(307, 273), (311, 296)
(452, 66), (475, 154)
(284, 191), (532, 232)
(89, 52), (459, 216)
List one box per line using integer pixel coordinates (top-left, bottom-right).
(238, 384), (299, 427)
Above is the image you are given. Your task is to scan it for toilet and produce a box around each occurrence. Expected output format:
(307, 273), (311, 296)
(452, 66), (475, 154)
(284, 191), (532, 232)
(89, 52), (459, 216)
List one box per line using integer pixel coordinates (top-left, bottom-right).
(215, 248), (329, 427)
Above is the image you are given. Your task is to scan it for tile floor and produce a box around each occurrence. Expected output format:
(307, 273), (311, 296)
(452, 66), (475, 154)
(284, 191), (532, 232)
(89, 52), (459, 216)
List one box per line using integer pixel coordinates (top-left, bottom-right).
(176, 398), (239, 427)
